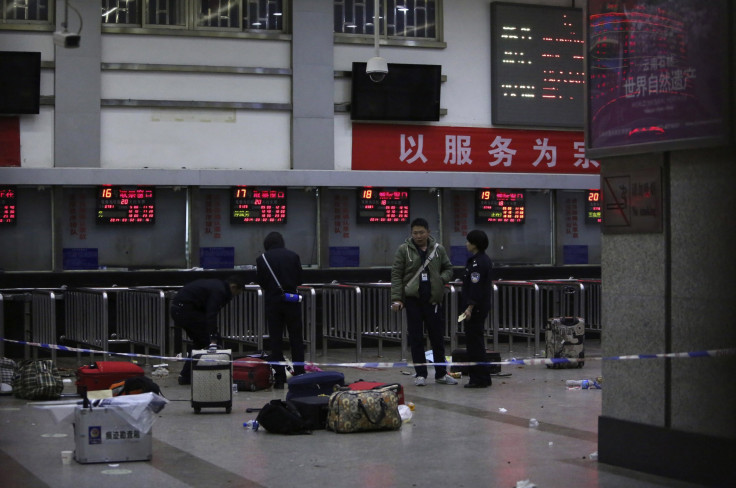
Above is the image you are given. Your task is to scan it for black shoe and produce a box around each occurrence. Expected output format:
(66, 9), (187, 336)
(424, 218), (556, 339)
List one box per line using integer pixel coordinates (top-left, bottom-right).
(464, 382), (489, 389)
(178, 376), (191, 386)
(273, 382), (284, 390)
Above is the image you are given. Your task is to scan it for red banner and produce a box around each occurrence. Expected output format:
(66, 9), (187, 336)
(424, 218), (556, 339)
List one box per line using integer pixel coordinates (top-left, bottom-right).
(352, 123), (599, 174)
(0, 117), (20, 167)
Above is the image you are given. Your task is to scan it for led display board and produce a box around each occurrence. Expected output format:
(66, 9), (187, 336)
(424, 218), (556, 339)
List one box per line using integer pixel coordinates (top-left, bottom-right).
(491, 2), (584, 128)
(0, 186), (17, 224)
(357, 188), (410, 223)
(586, 189), (602, 223)
(230, 187), (287, 223)
(96, 186), (155, 224)
(475, 189), (526, 223)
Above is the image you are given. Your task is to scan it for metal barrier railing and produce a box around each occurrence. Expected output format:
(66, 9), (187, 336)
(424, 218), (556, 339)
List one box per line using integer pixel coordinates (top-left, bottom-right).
(443, 283), (460, 351)
(354, 282), (407, 360)
(321, 283), (363, 360)
(493, 281), (542, 353)
(219, 284), (264, 353)
(115, 288), (167, 364)
(2, 277), (602, 363)
(298, 285), (318, 361)
(579, 279), (602, 331)
(31, 290), (61, 362)
(64, 288), (112, 361)
(534, 279), (584, 323)
(0, 290), (33, 360)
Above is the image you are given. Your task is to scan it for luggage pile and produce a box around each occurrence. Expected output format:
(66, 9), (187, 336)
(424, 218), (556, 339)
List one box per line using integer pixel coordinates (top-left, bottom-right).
(254, 372), (406, 435)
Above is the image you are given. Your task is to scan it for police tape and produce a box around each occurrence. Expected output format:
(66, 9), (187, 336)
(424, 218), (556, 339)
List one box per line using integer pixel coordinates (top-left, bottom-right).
(2, 337), (735, 369)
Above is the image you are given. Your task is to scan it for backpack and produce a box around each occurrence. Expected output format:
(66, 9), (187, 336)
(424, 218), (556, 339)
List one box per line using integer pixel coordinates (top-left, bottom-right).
(255, 399), (311, 435)
(110, 376), (163, 397)
(13, 359), (64, 400)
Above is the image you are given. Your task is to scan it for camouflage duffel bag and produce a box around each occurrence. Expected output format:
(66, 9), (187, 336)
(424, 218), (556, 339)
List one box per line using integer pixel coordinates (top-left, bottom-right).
(326, 384), (402, 433)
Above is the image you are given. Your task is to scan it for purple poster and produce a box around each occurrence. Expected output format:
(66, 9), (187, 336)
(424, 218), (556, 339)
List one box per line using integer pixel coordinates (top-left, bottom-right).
(586, 0), (730, 157)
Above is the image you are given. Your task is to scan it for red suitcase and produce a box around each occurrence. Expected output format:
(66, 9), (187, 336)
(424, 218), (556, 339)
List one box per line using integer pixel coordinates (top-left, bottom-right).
(233, 357), (273, 391)
(76, 361), (145, 394)
(348, 381), (405, 405)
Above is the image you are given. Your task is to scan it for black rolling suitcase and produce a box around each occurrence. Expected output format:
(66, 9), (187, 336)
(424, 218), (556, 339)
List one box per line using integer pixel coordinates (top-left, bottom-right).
(191, 348), (233, 413)
(285, 371), (345, 400)
(545, 317), (585, 368)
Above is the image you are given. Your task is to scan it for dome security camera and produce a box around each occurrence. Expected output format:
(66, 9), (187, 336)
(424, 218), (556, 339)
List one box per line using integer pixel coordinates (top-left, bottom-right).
(366, 56), (388, 83)
(53, 30), (81, 48)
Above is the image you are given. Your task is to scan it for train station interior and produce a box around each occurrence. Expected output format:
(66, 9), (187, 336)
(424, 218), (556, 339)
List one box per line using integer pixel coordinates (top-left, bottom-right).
(1, 1), (734, 487)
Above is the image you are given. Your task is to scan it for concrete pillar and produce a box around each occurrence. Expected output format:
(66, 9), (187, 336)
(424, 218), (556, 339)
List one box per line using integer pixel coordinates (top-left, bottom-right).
(54, 0), (101, 167)
(291, 0), (335, 170)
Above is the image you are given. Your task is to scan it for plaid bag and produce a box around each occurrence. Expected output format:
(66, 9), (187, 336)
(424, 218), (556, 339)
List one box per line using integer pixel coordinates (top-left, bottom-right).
(1, 357), (16, 385)
(13, 359), (64, 400)
(326, 384), (402, 433)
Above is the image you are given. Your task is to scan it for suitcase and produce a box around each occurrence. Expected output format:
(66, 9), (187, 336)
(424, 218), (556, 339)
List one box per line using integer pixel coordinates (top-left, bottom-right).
(450, 349), (502, 375)
(347, 381), (405, 405)
(545, 317), (585, 368)
(73, 405), (153, 463)
(285, 371), (345, 400)
(191, 348), (233, 413)
(233, 357), (273, 391)
(290, 395), (330, 430)
(76, 361), (145, 394)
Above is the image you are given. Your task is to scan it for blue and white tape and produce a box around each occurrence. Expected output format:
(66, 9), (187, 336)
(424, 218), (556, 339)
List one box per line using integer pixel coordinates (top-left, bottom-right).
(1, 337), (735, 369)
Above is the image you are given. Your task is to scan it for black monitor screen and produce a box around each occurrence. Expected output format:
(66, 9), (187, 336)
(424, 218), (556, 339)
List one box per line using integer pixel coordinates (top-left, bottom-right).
(0, 51), (41, 115)
(351, 62), (441, 121)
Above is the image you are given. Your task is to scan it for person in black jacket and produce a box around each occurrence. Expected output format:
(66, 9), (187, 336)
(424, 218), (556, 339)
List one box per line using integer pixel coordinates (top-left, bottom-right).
(460, 230), (493, 388)
(256, 232), (306, 389)
(170, 276), (245, 385)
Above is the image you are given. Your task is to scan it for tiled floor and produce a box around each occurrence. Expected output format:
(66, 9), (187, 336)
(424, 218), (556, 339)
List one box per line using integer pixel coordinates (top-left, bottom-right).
(0, 339), (704, 488)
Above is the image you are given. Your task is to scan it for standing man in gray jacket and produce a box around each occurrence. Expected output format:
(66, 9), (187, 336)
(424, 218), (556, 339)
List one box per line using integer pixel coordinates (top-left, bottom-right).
(391, 217), (458, 386)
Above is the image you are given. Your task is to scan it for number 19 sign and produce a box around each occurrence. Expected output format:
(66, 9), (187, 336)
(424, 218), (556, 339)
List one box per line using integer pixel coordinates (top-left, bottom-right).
(475, 189), (526, 223)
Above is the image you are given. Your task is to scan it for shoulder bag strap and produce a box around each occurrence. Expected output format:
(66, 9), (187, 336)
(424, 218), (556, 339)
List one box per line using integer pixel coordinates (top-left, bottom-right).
(405, 244), (438, 288)
(260, 254), (284, 292)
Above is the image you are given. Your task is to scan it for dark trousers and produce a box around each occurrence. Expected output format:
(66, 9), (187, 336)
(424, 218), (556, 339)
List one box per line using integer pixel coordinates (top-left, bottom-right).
(170, 303), (215, 381)
(465, 314), (492, 385)
(405, 297), (448, 379)
(266, 301), (305, 383)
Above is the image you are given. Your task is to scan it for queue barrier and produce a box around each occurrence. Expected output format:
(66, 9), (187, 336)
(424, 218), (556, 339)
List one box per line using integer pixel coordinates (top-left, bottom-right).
(217, 284), (317, 360)
(63, 287), (167, 364)
(352, 282), (407, 360)
(442, 283), (461, 351)
(31, 290), (62, 362)
(218, 284), (264, 353)
(532, 279), (601, 333)
(1, 277), (602, 363)
(320, 283), (363, 360)
(0, 290), (35, 360)
(115, 288), (167, 364)
(493, 281), (542, 353)
(580, 279), (602, 331)
(64, 288), (113, 361)
(534, 279), (584, 325)
(298, 285), (318, 361)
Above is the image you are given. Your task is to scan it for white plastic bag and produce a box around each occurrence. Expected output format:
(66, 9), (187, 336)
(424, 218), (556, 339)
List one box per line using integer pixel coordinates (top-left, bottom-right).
(398, 404), (413, 423)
